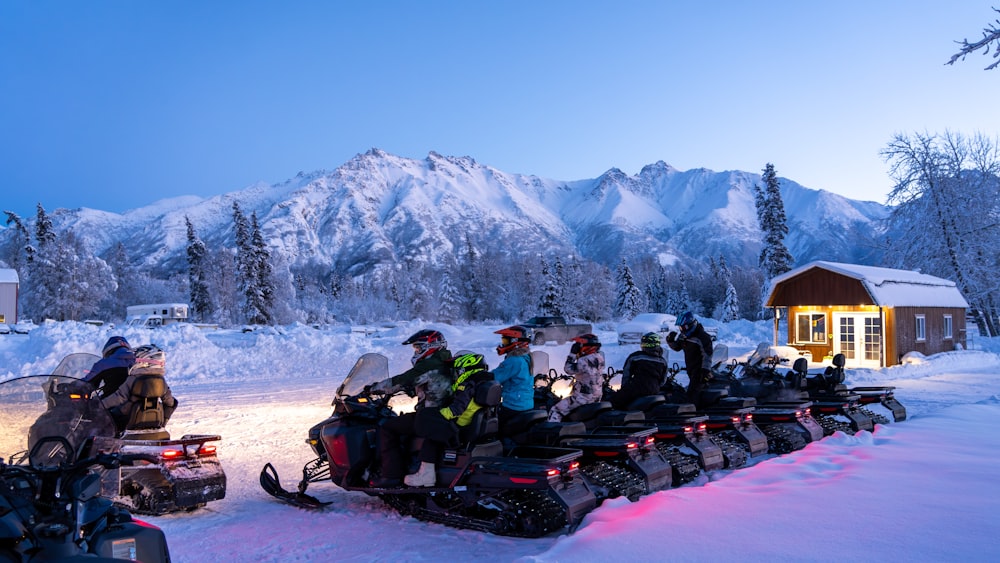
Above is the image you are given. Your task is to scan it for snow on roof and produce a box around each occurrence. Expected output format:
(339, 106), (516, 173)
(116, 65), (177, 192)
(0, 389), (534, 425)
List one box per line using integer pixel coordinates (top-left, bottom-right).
(0, 269), (19, 284)
(767, 261), (970, 308)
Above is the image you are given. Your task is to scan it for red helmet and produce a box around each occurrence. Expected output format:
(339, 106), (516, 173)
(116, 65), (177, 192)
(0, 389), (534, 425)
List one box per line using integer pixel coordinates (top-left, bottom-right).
(570, 333), (601, 356)
(403, 329), (447, 365)
(494, 325), (533, 355)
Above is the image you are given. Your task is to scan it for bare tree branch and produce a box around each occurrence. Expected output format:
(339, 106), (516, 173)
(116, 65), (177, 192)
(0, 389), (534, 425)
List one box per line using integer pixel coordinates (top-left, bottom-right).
(946, 7), (1000, 70)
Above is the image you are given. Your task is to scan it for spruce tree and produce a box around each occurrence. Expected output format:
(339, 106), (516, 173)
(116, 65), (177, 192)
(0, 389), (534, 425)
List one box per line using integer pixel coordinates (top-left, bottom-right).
(185, 216), (213, 321)
(614, 259), (644, 319)
(755, 163), (794, 278)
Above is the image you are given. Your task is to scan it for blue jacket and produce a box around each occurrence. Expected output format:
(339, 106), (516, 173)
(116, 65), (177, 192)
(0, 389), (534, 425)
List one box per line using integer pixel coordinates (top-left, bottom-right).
(492, 349), (533, 412)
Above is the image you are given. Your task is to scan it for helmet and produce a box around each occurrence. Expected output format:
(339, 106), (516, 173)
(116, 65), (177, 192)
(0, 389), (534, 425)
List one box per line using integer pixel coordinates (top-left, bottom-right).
(677, 311), (698, 337)
(402, 329), (447, 365)
(569, 333), (601, 356)
(131, 344), (166, 376)
(494, 325), (533, 355)
(640, 332), (661, 349)
(452, 351), (488, 384)
(102, 336), (132, 358)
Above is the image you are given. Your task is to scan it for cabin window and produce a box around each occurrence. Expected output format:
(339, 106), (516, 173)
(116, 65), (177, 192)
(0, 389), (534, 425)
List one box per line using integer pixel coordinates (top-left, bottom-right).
(795, 313), (827, 344)
(943, 314), (953, 340)
(915, 314), (926, 342)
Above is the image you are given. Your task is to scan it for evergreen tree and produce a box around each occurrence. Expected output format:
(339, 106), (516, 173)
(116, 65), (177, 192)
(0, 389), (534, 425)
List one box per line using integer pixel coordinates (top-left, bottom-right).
(755, 163), (794, 278)
(185, 216), (213, 321)
(34, 204), (55, 251)
(720, 281), (741, 322)
(241, 211), (274, 325)
(614, 259), (644, 319)
(538, 258), (560, 316)
(437, 257), (462, 321)
(1, 211), (30, 273)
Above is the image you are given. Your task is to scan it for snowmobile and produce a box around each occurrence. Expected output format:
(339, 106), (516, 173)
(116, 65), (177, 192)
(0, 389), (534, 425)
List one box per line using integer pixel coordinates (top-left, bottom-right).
(259, 352), (598, 538)
(721, 344), (871, 436)
(35, 353), (227, 515)
(0, 374), (171, 562)
(805, 353), (907, 424)
(655, 344), (818, 455)
(493, 362), (673, 501)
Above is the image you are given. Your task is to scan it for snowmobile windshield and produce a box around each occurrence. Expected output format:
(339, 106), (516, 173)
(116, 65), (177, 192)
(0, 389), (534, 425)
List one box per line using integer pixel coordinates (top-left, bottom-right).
(335, 353), (390, 399)
(0, 354), (115, 467)
(530, 350), (550, 378)
(711, 344), (729, 368)
(0, 374), (115, 468)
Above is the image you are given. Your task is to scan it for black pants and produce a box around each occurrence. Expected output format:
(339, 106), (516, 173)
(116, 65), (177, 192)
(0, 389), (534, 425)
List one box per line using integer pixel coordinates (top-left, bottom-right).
(379, 410), (457, 479)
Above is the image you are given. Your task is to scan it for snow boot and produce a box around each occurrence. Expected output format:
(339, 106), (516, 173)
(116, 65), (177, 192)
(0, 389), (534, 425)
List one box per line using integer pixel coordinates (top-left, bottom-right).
(404, 462), (436, 487)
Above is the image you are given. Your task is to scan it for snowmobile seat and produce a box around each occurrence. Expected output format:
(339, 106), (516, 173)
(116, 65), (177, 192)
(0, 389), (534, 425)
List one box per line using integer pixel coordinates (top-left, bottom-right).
(565, 401), (612, 423)
(626, 394), (666, 413)
(123, 374), (168, 436)
(459, 380), (502, 445)
(501, 409), (549, 436)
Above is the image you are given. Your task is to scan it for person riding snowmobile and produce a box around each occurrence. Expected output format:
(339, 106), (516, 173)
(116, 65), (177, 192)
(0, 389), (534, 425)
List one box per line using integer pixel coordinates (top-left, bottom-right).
(403, 351), (495, 487)
(609, 332), (669, 410)
(84, 335), (135, 399)
(102, 344), (178, 435)
(492, 325), (534, 430)
(367, 329), (453, 487)
(548, 333), (605, 422)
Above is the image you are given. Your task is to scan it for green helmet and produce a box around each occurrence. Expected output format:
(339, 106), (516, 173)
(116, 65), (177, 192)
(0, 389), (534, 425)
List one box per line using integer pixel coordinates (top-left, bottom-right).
(640, 332), (661, 349)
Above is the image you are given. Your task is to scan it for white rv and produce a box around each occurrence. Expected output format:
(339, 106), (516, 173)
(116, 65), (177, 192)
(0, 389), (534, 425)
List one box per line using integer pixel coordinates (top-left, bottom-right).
(126, 303), (189, 328)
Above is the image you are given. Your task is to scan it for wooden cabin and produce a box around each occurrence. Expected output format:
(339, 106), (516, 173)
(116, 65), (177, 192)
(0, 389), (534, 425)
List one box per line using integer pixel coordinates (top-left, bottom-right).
(764, 261), (968, 368)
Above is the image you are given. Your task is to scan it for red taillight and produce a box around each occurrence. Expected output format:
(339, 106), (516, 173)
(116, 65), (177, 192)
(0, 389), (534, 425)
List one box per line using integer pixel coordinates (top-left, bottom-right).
(510, 476), (539, 484)
(745, 413), (753, 422)
(682, 426), (693, 433)
(161, 449), (182, 460)
(697, 423), (707, 433)
(546, 468), (560, 477)
(626, 441), (638, 449)
(645, 436), (655, 445)
(731, 415), (740, 424)
(569, 461), (580, 471)
(69, 393), (89, 400)
(198, 445), (217, 456)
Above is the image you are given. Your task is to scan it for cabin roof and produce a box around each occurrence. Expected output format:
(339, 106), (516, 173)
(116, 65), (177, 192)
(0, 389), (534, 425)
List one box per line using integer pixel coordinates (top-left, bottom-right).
(766, 261), (970, 308)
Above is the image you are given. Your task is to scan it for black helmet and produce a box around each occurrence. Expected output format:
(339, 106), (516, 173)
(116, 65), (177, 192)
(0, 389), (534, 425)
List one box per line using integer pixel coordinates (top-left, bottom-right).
(403, 329), (447, 364)
(570, 333), (601, 356)
(131, 344), (166, 376)
(494, 325), (533, 355)
(640, 332), (661, 349)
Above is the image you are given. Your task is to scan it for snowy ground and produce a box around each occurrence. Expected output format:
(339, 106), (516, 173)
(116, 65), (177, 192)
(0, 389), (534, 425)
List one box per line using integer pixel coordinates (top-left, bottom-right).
(2, 320), (1000, 562)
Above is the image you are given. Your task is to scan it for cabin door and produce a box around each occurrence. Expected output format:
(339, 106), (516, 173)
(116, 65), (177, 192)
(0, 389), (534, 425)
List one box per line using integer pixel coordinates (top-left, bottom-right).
(831, 313), (883, 368)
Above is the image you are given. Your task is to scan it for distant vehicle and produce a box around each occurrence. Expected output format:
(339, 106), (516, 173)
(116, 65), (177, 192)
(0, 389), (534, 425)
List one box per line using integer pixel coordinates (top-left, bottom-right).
(126, 303), (189, 328)
(0, 323), (10, 335)
(12, 319), (36, 334)
(616, 313), (677, 346)
(520, 316), (593, 345)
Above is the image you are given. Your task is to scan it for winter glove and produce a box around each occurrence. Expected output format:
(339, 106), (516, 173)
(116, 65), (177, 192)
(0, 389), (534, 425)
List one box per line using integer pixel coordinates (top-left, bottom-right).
(666, 331), (677, 343)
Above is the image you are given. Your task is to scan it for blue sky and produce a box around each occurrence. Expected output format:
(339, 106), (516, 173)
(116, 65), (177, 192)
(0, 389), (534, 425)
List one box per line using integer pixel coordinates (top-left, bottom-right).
(2, 1), (998, 220)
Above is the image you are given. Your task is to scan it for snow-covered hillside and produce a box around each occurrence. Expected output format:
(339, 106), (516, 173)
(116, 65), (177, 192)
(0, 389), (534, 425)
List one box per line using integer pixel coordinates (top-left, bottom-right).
(1, 320), (999, 562)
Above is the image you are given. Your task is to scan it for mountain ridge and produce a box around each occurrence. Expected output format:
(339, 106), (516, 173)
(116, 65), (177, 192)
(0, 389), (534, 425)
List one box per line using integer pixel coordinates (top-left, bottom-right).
(22, 148), (888, 277)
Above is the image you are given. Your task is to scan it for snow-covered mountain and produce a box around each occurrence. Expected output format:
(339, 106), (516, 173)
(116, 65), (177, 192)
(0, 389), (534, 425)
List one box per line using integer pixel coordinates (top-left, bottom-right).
(32, 149), (889, 275)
